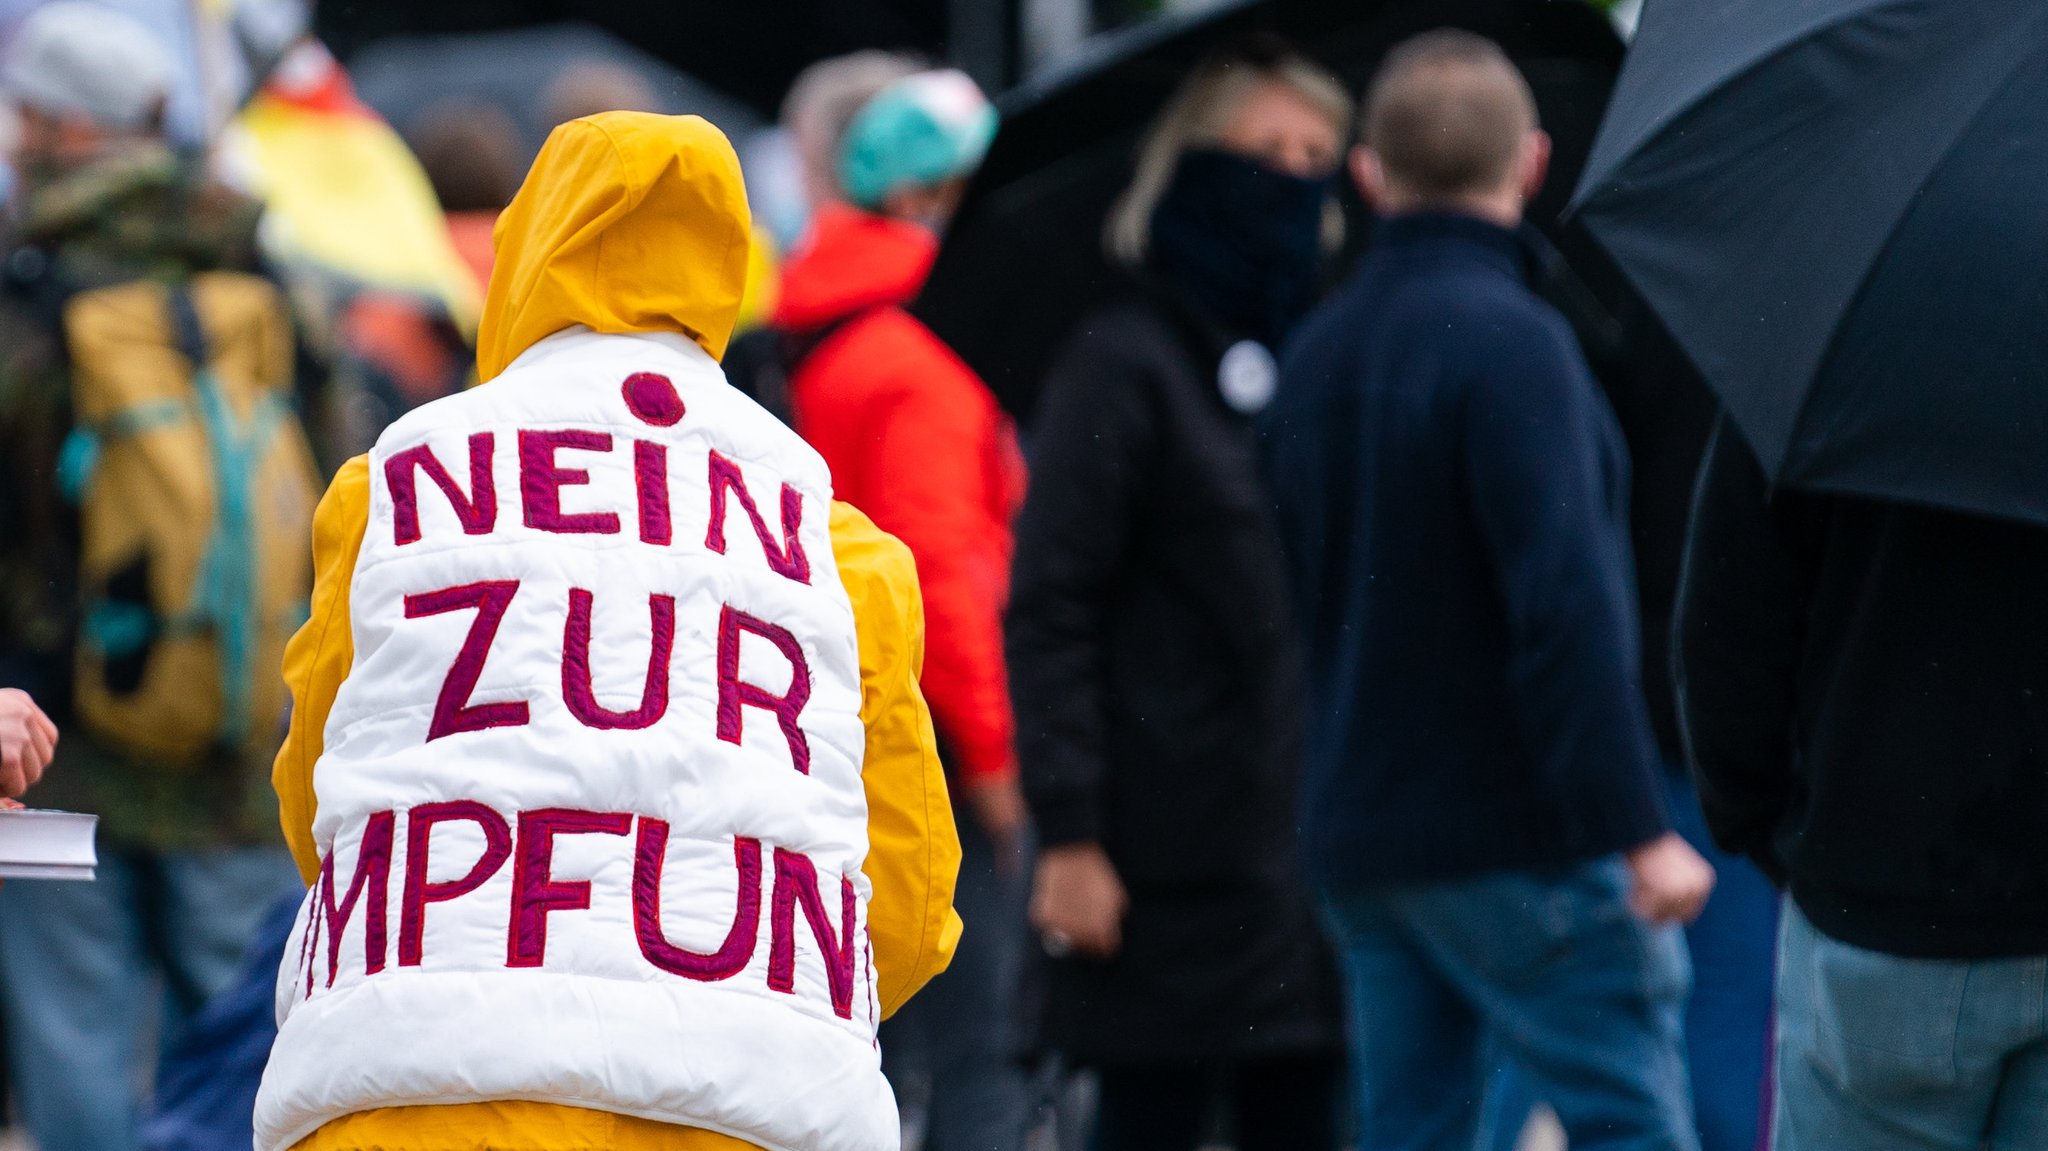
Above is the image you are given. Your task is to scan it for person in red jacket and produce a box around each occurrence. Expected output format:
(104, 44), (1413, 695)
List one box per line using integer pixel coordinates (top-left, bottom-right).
(772, 68), (1032, 1150)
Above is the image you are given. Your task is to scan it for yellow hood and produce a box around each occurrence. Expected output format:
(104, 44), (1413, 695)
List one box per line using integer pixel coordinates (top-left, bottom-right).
(477, 112), (752, 381)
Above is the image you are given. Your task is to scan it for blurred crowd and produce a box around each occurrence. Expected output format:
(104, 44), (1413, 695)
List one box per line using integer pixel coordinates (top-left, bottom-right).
(0, 3), (2040, 1151)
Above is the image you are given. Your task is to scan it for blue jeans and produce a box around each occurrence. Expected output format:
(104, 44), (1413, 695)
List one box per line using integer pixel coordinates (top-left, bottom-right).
(0, 845), (301, 1151)
(1666, 778), (1777, 1151)
(1482, 778), (1785, 1146)
(1482, 779), (1778, 1151)
(881, 810), (1033, 1151)
(1321, 857), (1699, 1151)
(1773, 902), (2048, 1151)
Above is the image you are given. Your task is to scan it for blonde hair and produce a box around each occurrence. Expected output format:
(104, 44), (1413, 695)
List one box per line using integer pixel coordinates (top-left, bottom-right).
(1106, 45), (1351, 267)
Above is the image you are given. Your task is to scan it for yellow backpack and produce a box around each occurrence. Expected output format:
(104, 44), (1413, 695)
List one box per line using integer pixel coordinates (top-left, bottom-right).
(58, 272), (320, 766)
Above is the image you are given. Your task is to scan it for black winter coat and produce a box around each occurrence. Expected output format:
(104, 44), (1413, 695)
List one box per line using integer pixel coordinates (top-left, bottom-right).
(1677, 421), (2048, 959)
(1006, 284), (1340, 1066)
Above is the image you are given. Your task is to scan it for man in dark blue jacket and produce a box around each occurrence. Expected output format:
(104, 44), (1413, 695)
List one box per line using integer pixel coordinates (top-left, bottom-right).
(1265, 30), (1714, 1151)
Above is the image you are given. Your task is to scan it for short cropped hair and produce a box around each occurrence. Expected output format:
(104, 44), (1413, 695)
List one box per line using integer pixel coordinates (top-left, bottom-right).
(1363, 30), (1536, 200)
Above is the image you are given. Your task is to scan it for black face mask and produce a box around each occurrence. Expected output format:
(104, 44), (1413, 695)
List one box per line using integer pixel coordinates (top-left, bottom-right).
(1147, 148), (1332, 346)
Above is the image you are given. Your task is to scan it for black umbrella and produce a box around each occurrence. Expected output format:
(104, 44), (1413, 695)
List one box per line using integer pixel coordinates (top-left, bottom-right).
(349, 24), (765, 162)
(1572, 0), (2048, 527)
(916, 0), (1627, 418)
(321, 1), (946, 115)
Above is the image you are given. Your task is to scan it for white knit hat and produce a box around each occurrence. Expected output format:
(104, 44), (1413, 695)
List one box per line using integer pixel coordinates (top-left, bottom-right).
(3, 2), (173, 131)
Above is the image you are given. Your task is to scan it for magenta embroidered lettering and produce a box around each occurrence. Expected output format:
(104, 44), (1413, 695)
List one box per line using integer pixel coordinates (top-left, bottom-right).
(507, 808), (633, 968)
(296, 892), (319, 999)
(386, 433), (497, 545)
(767, 847), (858, 1019)
(632, 820), (762, 980)
(519, 429), (621, 534)
(404, 581), (529, 741)
(300, 887), (321, 999)
(866, 938), (879, 1030)
(622, 372), (686, 426)
(705, 451), (811, 583)
(318, 811), (395, 988)
(400, 801), (512, 966)
(714, 605), (814, 773)
(635, 441), (672, 545)
(307, 798), (871, 1006)
(562, 588), (675, 730)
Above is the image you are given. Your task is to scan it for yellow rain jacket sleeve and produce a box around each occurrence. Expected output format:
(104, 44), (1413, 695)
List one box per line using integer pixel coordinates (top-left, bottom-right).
(274, 455), (369, 885)
(273, 110), (961, 1151)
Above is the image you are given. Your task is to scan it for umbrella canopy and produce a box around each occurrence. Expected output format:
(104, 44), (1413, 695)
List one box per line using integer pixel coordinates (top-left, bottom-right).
(1573, 0), (2048, 526)
(317, 0), (946, 116)
(915, 0), (1626, 418)
(348, 24), (764, 162)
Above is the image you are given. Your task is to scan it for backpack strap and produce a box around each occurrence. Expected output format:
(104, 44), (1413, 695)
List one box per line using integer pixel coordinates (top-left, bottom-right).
(785, 305), (886, 369)
(169, 282), (209, 366)
(31, 266), (209, 501)
(727, 306), (886, 427)
(171, 281), (276, 749)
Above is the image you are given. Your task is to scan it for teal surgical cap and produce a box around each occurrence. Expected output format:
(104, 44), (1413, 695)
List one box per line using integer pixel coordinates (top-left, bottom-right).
(837, 69), (998, 210)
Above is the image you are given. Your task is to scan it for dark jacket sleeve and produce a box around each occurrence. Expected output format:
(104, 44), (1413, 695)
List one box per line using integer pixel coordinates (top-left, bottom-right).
(1005, 321), (1156, 848)
(1461, 313), (1669, 853)
(0, 303), (74, 704)
(1673, 418), (1813, 881)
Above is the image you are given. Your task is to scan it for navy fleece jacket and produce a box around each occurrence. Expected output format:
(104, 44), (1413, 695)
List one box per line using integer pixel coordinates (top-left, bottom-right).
(1264, 212), (1668, 893)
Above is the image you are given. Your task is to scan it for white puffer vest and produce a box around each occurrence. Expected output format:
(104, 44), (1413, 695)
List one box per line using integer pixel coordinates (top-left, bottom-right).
(254, 329), (892, 1151)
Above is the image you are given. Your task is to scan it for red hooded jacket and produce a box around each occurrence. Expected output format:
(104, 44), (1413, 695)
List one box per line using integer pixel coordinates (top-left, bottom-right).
(776, 204), (1025, 784)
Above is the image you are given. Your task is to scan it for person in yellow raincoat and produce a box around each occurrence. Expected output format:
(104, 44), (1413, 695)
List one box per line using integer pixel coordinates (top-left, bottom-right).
(260, 110), (961, 1151)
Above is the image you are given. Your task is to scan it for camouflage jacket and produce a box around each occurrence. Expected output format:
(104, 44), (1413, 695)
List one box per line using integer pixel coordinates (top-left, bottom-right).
(0, 142), (286, 849)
